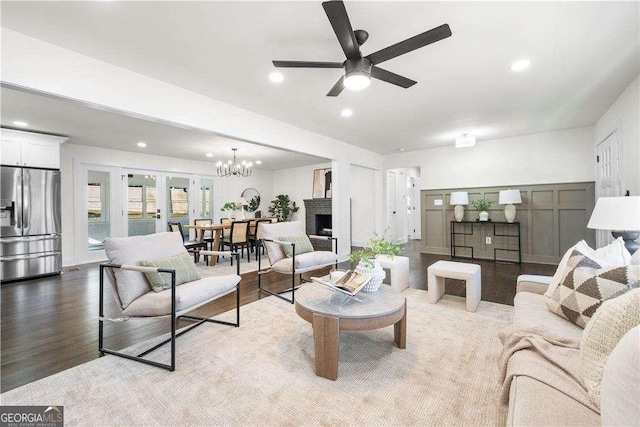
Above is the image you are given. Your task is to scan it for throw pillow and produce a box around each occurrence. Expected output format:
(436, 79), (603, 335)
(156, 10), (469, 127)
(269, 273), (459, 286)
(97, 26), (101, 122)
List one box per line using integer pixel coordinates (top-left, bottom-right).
(580, 288), (640, 409)
(278, 235), (314, 257)
(600, 326), (640, 426)
(546, 249), (639, 328)
(545, 238), (631, 298)
(139, 251), (201, 292)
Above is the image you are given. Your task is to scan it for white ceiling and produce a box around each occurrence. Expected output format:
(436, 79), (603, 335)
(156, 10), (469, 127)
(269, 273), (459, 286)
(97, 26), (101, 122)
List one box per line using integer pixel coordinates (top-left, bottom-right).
(1, 1), (639, 155)
(0, 87), (329, 169)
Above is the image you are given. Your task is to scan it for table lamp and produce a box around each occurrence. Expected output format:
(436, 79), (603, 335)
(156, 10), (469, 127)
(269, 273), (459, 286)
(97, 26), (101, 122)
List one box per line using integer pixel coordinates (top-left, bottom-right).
(450, 192), (469, 222)
(587, 196), (640, 254)
(499, 189), (522, 223)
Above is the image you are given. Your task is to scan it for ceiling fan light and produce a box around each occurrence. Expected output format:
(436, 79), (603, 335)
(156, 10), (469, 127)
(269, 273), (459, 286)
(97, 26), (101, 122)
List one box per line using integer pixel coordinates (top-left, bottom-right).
(344, 71), (371, 91)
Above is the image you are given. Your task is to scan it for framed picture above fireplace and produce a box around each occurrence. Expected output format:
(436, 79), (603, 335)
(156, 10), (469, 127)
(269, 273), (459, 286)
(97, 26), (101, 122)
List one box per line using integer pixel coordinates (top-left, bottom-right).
(312, 168), (332, 198)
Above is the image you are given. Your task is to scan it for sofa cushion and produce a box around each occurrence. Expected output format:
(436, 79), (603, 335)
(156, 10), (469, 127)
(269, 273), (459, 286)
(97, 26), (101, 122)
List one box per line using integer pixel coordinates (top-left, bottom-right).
(545, 239), (630, 298)
(580, 288), (640, 408)
(514, 292), (583, 342)
(506, 376), (600, 427)
(278, 234), (314, 257)
(271, 251), (338, 274)
(105, 232), (189, 309)
(258, 221), (304, 265)
(123, 274), (240, 317)
(139, 251), (201, 292)
(631, 249), (640, 265)
(516, 275), (552, 295)
(546, 250), (636, 328)
(601, 326), (640, 427)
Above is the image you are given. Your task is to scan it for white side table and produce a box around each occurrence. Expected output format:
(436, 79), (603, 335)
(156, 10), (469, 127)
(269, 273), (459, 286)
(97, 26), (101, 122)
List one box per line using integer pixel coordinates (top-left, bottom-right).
(427, 260), (481, 312)
(377, 255), (409, 292)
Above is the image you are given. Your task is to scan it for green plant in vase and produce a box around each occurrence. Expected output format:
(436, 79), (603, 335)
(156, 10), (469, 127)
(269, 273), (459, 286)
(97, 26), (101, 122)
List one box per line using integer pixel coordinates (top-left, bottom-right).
(221, 202), (238, 212)
(349, 229), (403, 292)
(267, 194), (299, 222)
(472, 198), (492, 221)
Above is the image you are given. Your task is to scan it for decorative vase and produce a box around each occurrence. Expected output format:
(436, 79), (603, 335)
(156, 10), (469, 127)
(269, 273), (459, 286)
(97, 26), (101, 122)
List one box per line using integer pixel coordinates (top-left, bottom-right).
(479, 211), (489, 222)
(355, 258), (386, 292)
(454, 205), (464, 222)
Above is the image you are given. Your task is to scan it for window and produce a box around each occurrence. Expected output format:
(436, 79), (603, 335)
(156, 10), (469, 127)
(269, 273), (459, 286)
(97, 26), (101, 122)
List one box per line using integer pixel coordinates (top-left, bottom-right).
(127, 186), (143, 219)
(87, 183), (102, 220)
(201, 179), (214, 218)
(146, 187), (157, 217)
(169, 187), (188, 218)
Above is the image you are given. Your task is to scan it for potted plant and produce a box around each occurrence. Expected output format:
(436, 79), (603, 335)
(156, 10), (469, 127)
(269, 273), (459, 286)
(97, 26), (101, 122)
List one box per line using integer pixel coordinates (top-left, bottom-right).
(268, 194), (299, 222)
(472, 198), (493, 222)
(221, 201), (239, 219)
(349, 230), (403, 292)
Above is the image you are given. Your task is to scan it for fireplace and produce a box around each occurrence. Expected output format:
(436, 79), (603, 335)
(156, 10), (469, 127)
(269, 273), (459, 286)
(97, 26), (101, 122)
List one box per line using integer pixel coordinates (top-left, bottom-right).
(303, 199), (332, 251)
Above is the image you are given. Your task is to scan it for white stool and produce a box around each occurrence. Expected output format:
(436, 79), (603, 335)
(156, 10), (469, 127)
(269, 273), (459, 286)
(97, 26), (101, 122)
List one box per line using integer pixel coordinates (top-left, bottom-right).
(377, 255), (409, 292)
(427, 260), (481, 312)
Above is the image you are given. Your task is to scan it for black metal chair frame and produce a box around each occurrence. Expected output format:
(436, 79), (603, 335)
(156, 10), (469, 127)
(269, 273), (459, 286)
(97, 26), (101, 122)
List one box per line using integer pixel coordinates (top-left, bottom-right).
(98, 252), (240, 371)
(249, 219), (272, 261)
(220, 220), (251, 265)
(257, 236), (338, 304)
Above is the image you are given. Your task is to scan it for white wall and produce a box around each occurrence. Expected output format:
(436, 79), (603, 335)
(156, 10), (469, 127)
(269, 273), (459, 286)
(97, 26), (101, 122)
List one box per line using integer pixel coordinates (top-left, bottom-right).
(349, 165), (377, 247)
(217, 169), (273, 221)
(272, 162), (331, 226)
(385, 127), (595, 190)
(2, 28), (384, 260)
(594, 75), (640, 196)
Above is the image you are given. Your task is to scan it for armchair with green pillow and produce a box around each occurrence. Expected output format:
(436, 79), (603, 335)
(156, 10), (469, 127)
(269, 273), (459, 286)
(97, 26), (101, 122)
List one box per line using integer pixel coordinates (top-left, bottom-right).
(257, 221), (338, 303)
(502, 237), (640, 427)
(100, 232), (242, 371)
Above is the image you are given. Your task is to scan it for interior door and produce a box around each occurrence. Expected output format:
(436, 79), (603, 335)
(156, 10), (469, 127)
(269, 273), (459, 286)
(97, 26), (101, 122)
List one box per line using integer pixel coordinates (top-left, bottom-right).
(595, 131), (621, 246)
(124, 172), (163, 236)
(387, 171), (396, 240)
(166, 175), (191, 239)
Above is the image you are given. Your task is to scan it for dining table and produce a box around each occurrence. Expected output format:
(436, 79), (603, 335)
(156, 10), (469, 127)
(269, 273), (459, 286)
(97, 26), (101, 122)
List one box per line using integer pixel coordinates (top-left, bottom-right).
(184, 220), (259, 266)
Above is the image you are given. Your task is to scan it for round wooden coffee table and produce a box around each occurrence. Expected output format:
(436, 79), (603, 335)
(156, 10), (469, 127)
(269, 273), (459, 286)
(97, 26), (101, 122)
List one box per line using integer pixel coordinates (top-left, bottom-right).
(295, 283), (407, 380)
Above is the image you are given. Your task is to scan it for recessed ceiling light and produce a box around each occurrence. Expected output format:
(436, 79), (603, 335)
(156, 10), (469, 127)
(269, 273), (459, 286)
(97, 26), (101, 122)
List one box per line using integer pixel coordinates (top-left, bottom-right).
(341, 108), (353, 118)
(12, 121), (28, 127)
(455, 134), (476, 148)
(255, 160), (262, 165)
(206, 152), (213, 157)
(269, 72), (284, 83)
(510, 59), (530, 72)
(397, 148), (406, 152)
(137, 141), (147, 148)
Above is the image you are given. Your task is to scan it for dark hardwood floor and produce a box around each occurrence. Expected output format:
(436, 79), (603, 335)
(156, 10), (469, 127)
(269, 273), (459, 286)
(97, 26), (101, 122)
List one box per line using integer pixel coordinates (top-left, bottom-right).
(0, 240), (556, 393)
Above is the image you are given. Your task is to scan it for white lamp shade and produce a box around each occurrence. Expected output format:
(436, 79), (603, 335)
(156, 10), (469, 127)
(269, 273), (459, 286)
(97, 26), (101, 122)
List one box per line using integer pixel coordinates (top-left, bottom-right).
(237, 197), (249, 206)
(499, 189), (522, 205)
(587, 196), (640, 231)
(450, 191), (469, 206)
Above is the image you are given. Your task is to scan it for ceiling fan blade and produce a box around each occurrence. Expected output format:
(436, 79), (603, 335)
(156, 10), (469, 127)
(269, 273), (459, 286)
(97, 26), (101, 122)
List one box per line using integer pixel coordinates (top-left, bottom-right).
(366, 23), (452, 65)
(322, 1), (361, 60)
(273, 60), (344, 68)
(326, 76), (345, 97)
(371, 66), (417, 88)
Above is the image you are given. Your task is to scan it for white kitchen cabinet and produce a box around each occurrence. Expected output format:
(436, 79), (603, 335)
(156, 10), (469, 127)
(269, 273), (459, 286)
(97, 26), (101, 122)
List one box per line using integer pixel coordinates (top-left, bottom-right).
(0, 129), (67, 169)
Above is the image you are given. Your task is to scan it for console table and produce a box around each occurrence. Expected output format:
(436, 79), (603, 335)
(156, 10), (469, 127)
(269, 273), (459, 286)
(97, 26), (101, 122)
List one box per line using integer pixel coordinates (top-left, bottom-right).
(450, 221), (521, 264)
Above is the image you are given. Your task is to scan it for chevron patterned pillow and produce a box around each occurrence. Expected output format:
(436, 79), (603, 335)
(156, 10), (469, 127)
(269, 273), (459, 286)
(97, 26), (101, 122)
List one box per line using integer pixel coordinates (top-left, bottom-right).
(546, 249), (640, 328)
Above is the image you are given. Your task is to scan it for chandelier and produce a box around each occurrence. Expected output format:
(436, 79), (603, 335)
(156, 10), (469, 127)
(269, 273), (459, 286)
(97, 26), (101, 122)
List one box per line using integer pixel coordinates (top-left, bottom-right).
(216, 148), (253, 177)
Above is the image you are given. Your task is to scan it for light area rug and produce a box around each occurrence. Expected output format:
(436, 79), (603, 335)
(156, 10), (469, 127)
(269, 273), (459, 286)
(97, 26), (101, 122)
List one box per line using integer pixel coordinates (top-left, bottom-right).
(0, 288), (513, 426)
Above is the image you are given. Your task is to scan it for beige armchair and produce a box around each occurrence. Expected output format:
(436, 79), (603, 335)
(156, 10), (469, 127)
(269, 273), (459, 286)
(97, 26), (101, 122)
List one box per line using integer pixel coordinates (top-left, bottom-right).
(257, 221), (338, 303)
(100, 232), (241, 371)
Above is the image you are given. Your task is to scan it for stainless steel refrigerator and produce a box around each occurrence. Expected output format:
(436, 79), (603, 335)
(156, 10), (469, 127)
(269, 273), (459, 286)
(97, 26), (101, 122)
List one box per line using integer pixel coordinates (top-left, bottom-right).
(1, 166), (62, 282)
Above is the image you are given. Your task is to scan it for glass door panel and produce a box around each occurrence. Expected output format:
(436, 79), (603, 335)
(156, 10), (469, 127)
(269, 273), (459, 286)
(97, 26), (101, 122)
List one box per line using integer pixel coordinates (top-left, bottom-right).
(127, 173), (159, 236)
(166, 176), (190, 238)
(200, 179), (214, 219)
(87, 170), (110, 251)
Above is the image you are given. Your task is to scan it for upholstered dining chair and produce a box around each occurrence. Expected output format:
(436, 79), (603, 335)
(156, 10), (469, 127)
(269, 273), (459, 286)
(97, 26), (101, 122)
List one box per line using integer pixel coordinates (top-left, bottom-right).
(220, 220), (251, 264)
(257, 221), (338, 303)
(249, 219), (272, 260)
(99, 232), (241, 371)
(167, 222), (207, 263)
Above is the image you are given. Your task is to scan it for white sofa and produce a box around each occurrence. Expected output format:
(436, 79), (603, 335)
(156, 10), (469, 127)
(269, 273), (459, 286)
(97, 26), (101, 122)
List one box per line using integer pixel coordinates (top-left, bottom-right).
(507, 275), (639, 426)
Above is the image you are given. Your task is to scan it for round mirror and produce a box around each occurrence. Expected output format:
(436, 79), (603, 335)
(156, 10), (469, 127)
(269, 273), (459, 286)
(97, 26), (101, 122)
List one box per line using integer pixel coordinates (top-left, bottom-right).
(241, 188), (261, 212)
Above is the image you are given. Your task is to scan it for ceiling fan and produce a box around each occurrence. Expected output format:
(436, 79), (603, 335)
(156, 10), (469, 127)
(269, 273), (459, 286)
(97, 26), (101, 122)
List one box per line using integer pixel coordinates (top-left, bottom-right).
(272, 0), (452, 97)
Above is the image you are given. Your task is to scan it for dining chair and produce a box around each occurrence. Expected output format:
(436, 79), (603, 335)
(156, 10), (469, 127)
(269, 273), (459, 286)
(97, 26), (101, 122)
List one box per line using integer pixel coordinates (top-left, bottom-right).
(194, 218), (215, 249)
(250, 219), (272, 260)
(220, 220), (251, 265)
(168, 222), (207, 263)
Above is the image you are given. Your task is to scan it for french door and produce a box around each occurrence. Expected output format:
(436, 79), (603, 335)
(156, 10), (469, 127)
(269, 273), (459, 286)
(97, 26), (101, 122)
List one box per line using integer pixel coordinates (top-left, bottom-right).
(123, 171), (164, 236)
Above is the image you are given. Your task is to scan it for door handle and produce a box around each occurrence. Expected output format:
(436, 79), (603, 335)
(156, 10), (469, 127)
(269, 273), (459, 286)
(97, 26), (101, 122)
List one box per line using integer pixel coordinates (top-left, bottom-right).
(15, 172), (22, 230)
(156, 214), (162, 219)
(22, 169), (31, 231)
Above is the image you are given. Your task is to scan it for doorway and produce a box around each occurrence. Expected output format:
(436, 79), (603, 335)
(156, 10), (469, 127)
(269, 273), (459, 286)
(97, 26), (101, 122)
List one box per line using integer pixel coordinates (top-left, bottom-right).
(595, 129), (623, 247)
